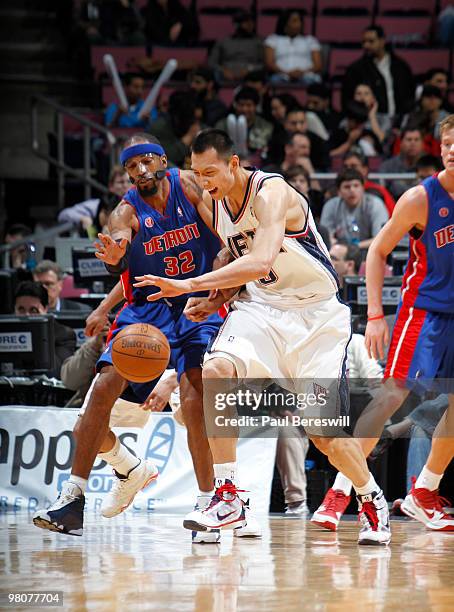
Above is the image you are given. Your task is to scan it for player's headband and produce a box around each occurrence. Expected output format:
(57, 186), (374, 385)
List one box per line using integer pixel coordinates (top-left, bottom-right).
(120, 143), (165, 166)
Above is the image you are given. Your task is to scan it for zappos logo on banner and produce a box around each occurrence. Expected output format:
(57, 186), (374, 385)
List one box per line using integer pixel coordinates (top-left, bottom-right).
(57, 417), (176, 493)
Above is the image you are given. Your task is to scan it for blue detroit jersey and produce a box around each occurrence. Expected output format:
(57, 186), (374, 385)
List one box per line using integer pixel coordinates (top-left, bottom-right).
(402, 174), (454, 314)
(121, 168), (220, 303)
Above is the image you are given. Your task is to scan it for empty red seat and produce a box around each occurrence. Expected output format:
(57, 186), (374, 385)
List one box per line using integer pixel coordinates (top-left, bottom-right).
(257, 0), (313, 10)
(375, 17), (432, 45)
(315, 16), (370, 44)
(317, 0), (374, 14)
(394, 49), (450, 77)
(152, 46), (208, 65)
(199, 14), (235, 41)
(328, 48), (362, 78)
(198, 0), (252, 9)
(378, 0), (436, 14)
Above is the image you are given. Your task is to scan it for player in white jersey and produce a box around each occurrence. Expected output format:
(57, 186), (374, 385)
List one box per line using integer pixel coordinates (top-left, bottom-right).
(134, 129), (391, 545)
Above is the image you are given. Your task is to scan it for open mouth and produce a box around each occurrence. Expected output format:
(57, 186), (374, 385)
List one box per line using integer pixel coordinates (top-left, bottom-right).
(208, 188), (218, 196)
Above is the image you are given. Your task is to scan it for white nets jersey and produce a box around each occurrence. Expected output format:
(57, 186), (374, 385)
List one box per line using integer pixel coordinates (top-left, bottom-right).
(212, 170), (339, 308)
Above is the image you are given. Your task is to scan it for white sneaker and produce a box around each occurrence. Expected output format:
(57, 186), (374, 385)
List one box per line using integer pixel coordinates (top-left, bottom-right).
(285, 501), (310, 517)
(183, 480), (246, 532)
(101, 459), (158, 518)
(234, 506), (262, 538)
(192, 495), (221, 543)
(357, 489), (391, 546)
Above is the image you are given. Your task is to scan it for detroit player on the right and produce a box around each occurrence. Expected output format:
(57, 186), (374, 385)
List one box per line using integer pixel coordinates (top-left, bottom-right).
(312, 114), (454, 533)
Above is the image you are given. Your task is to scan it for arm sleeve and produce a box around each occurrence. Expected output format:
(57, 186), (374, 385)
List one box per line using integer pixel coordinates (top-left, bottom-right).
(57, 199), (100, 225)
(351, 334), (384, 379)
(60, 338), (101, 391)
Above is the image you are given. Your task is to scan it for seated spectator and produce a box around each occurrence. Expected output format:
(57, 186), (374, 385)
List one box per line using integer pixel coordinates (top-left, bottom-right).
(330, 101), (381, 158)
(189, 67), (227, 127)
(33, 260), (92, 313)
(58, 165), (129, 238)
(143, 0), (199, 46)
(149, 90), (201, 167)
(415, 154), (443, 182)
(342, 24), (415, 117)
(244, 70), (271, 117)
(216, 87), (273, 157)
(353, 83), (392, 146)
(320, 168), (389, 248)
(3, 223), (33, 270)
(343, 149), (395, 217)
(329, 239), (362, 289)
(284, 165), (324, 223)
(104, 73), (157, 129)
(208, 10), (264, 83)
(305, 83), (341, 135)
(14, 281), (76, 378)
(423, 68), (453, 113)
(379, 126), (424, 199)
(264, 9), (322, 84)
(284, 108), (329, 170)
(403, 86), (450, 141)
(266, 93), (300, 126)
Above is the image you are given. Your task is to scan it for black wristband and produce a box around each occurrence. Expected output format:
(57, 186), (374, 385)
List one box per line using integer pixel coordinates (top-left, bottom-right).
(104, 240), (131, 276)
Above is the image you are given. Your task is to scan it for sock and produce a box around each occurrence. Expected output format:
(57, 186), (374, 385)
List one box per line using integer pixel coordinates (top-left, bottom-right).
(68, 475), (87, 495)
(98, 437), (140, 477)
(415, 466), (442, 491)
(354, 473), (379, 497)
(333, 472), (353, 496)
(198, 489), (215, 497)
(214, 462), (236, 488)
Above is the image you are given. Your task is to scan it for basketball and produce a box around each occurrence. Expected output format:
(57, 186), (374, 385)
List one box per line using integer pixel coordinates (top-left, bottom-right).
(111, 323), (170, 383)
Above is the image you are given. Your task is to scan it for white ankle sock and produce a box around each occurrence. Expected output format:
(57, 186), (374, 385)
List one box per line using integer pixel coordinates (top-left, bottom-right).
(333, 472), (353, 496)
(98, 437), (140, 477)
(415, 466), (442, 491)
(68, 475), (87, 495)
(214, 462), (236, 487)
(198, 489), (215, 497)
(355, 473), (379, 497)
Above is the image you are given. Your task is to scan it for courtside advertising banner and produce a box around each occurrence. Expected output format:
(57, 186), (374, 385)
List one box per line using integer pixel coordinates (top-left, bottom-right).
(0, 406), (276, 514)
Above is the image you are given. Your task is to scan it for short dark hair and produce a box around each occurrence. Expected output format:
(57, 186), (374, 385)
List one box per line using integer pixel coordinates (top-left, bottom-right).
(364, 24), (385, 39)
(123, 133), (162, 149)
(234, 86), (260, 106)
(343, 148), (368, 167)
(5, 223), (32, 238)
(336, 168), (364, 188)
(416, 154), (443, 172)
(335, 239), (362, 273)
(284, 164), (311, 186)
(14, 281), (48, 308)
(401, 125), (423, 140)
(192, 129), (234, 159)
(34, 260), (64, 280)
(425, 68), (449, 82)
(123, 72), (144, 87)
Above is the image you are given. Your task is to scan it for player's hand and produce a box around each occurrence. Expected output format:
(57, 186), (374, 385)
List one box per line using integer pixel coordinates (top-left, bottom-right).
(85, 307), (109, 337)
(94, 233), (128, 265)
(365, 318), (389, 361)
(140, 376), (176, 411)
(184, 296), (223, 322)
(133, 275), (192, 300)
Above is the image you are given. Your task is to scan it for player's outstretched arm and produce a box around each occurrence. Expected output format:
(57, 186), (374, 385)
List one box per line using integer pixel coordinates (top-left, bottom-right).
(94, 201), (136, 267)
(133, 182), (288, 300)
(365, 185), (427, 360)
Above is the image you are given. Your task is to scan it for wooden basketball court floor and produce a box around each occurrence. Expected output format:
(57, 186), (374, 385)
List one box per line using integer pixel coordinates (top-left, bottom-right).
(1, 512), (454, 611)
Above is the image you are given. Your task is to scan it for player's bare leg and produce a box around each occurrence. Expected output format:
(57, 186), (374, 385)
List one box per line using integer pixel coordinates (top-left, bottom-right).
(401, 396), (454, 531)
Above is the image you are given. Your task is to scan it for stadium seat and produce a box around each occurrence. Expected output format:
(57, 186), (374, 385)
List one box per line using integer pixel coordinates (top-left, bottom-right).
(315, 16), (370, 44)
(218, 87), (235, 107)
(317, 0), (374, 15)
(375, 17), (432, 45)
(101, 83), (175, 106)
(328, 48), (362, 78)
(257, 0), (313, 11)
(258, 14), (312, 37)
(151, 46), (208, 66)
(394, 49), (451, 77)
(378, 0), (436, 15)
(91, 46), (145, 79)
(199, 14), (235, 42)
(197, 0), (252, 10)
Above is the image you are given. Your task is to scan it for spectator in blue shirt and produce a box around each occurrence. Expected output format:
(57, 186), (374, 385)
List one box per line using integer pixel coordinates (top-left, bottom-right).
(104, 73), (157, 128)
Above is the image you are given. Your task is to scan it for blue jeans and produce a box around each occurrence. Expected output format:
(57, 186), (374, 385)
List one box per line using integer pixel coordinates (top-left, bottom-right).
(406, 424), (431, 492)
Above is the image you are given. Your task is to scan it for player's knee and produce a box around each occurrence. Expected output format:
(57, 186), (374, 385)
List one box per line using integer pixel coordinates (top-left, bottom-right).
(202, 357), (236, 381)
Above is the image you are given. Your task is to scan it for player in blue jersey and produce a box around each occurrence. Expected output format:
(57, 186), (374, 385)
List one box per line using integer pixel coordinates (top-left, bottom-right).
(312, 115), (454, 533)
(33, 133), (259, 539)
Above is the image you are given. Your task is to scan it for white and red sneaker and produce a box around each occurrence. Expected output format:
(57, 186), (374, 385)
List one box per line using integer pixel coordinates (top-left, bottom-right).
(184, 480), (247, 533)
(311, 489), (351, 531)
(357, 489), (391, 546)
(401, 477), (454, 532)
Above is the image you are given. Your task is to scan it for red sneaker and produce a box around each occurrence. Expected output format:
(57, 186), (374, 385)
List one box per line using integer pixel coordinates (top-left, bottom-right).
(311, 488), (351, 531)
(401, 477), (454, 532)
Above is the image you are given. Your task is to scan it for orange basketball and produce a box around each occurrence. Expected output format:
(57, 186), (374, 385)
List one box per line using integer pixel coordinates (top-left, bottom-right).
(111, 323), (170, 383)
